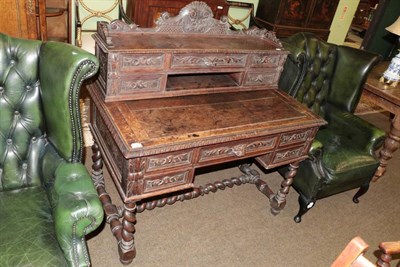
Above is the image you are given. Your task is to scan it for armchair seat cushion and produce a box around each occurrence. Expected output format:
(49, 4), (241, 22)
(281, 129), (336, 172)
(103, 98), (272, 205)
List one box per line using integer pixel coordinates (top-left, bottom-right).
(317, 128), (379, 177)
(309, 127), (379, 199)
(0, 187), (67, 267)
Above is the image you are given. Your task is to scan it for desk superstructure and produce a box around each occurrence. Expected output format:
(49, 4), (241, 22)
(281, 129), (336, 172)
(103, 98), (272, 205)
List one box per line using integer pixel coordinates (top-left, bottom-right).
(88, 2), (326, 264)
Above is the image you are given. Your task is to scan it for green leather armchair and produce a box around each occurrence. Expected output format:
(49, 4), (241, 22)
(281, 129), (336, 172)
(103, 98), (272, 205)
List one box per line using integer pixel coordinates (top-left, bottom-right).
(0, 33), (104, 266)
(278, 32), (386, 223)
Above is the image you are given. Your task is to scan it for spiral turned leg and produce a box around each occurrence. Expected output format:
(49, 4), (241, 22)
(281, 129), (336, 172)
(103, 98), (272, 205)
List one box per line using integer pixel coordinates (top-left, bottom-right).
(91, 142), (136, 264)
(119, 202), (137, 265)
(270, 161), (299, 215)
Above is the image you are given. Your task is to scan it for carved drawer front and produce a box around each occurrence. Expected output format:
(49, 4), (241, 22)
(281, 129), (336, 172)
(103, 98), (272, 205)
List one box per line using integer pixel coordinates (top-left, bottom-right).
(279, 129), (313, 147)
(142, 169), (194, 194)
(198, 136), (277, 164)
(250, 54), (284, 67)
(118, 53), (165, 72)
(170, 53), (247, 69)
(244, 70), (279, 86)
(113, 74), (165, 95)
(145, 150), (194, 172)
(271, 145), (306, 165)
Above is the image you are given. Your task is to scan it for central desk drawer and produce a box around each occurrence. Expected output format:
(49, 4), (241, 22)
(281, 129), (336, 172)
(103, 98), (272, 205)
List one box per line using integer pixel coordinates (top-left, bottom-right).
(198, 136), (278, 164)
(170, 53), (247, 69)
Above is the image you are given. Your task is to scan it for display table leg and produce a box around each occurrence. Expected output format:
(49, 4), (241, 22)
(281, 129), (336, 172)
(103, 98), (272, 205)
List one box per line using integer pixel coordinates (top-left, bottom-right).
(373, 115), (400, 182)
(91, 142), (136, 265)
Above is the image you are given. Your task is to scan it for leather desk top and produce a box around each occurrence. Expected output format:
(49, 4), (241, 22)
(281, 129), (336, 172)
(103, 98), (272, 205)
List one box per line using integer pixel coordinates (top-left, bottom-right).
(88, 83), (325, 158)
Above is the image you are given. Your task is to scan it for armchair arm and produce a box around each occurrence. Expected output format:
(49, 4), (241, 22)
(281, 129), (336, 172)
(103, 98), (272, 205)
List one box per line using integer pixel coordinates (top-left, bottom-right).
(326, 105), (386, 155)
(39, 42), (99, 163)
(53, 162), (104, 267)
(308, 138), (323, 160)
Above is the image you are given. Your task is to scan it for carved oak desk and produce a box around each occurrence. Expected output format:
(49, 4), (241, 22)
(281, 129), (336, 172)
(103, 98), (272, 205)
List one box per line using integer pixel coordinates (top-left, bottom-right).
(88, 3), (326, 264)
(362, 62), (400, 182)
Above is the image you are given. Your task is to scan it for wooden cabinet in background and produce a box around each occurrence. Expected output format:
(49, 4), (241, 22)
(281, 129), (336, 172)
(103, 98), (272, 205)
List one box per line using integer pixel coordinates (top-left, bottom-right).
(254, 0), (339, 40)
(126, 0), (229, 28)
(44, 0), (70, 42)
(0, 0), (70, 42)
(0, 0), (38, 39)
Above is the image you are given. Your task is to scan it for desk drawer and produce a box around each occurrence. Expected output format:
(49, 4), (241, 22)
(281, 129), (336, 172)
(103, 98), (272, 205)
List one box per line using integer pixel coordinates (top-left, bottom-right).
(171, 53), (247, 69)
(142, 169), (194, 194)
(115, 74), (165, 95)
(198, 136), (277, 164)
(250, 54), (285, 68)
(145, 150), (194, 172)
(271, 145), (306, 165)
(278, 129), (314, 147)
(119, 54), (165, 72)
(244, 70), (279, 86)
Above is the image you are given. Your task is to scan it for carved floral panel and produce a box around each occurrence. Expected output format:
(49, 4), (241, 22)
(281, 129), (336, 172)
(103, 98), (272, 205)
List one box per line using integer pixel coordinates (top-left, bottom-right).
(146, 151), (193, 172)
(171, 54), (247, 68)
(143, 171), (190, 193)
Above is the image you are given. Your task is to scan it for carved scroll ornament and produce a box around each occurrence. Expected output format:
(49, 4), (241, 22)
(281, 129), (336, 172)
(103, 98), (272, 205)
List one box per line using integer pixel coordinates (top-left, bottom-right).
(96, 1), (282, 47)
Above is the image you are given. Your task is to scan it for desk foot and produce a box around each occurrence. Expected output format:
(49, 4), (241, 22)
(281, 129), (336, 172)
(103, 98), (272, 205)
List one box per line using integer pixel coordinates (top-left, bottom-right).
(91, 142), (137, 265)
(373, 115), (400, 182)
(270, 162), (299, 215)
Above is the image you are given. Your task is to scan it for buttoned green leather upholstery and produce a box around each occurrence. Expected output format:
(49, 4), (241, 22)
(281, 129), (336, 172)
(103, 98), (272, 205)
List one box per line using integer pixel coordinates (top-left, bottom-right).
(0, 33), (104, 266)
(278, 32), (386, 223)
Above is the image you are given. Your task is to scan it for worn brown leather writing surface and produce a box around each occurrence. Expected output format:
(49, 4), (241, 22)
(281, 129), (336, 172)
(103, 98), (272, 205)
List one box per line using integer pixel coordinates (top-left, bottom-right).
(89, 84), (322, 156)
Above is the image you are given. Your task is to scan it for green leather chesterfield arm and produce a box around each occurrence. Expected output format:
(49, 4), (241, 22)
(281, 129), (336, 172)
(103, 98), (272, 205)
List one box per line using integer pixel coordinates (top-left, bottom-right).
(277, 32), (386, 223)
(0, 33), (103, 266)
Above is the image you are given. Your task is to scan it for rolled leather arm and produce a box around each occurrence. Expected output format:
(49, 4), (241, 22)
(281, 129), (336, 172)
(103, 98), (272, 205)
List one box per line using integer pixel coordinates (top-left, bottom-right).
(326, 105), (386, 155)
(53, 162), (104, 267)
(308, 138), (323, 160)
(39, 42), (99, 162)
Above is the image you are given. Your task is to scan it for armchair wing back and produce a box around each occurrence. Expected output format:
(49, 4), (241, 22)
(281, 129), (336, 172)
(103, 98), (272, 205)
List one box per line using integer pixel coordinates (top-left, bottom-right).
(278, 32), (386, 223)
(0, 33), (104, 266)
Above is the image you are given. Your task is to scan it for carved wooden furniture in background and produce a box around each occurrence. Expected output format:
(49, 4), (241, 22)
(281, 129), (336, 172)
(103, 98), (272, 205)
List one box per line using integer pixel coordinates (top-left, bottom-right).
(75, 0), (125, 47)
(332, 236), (400, 267)
(253, 0), (339, 40)
(226, 0), (256, 30)
(41, 0), (70, 42)
(0, 0), (38, 39)
(0, 0), (70, 42)
(351, 0), (373, 31)
(88, 2), (326, 264)
(125, 0), (228, 27)
(362, 62), (400, 182)
(37, 0), (70, 42)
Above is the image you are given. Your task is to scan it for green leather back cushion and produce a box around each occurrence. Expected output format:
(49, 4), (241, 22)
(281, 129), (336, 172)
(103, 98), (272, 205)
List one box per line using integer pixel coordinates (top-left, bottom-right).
(282, 32), (380, 117)
(283, 32), (337, 118)
(0, 34), (45, 191)
(329, 45), (380, 113)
